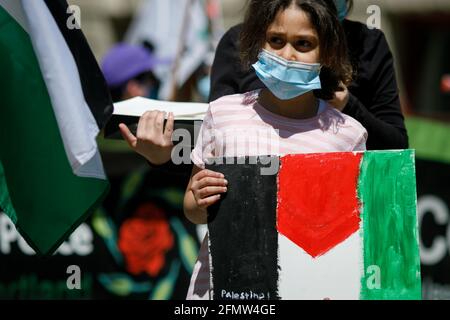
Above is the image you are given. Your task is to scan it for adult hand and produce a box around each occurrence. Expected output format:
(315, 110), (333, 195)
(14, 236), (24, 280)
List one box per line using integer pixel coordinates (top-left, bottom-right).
(119, 111), (174, 165)
(190, 169), (228, 209)
(327, 82), (350, 111)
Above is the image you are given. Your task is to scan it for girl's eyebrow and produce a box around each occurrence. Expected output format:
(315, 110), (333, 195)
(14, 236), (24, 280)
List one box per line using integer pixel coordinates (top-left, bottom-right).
(267, 30), (318, 40)
(295, 33), (318, 41)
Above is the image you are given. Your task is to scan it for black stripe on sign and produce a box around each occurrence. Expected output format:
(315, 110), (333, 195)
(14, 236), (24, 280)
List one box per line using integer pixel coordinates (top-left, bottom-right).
(43, 0), (113, 129)
(207, 156), (280, 300)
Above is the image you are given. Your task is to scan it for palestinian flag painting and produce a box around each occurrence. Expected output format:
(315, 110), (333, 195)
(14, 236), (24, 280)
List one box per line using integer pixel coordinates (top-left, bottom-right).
(0, 0), (113, 255)
(207, 150), (422, 300)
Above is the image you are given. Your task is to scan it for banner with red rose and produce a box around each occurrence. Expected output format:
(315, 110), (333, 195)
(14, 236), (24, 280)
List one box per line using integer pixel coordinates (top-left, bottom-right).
(0, 157), (199, 300)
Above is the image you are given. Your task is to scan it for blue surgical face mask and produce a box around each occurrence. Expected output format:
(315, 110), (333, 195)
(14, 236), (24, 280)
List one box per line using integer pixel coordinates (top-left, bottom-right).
(252, 49), (322, 100)
(334, 0), (348, 22)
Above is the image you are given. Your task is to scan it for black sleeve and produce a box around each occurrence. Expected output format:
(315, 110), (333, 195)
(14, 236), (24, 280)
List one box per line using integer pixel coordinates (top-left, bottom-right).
(145, 139), (193, 174)
(209, 24), (263, 102)
(209, 25), (242, 102)
(344, 26), (409, 150)
(146, 160), (193, 174)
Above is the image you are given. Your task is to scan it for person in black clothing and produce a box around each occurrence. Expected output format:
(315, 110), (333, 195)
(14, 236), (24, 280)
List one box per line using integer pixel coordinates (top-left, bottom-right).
(120, 0), (408, 168)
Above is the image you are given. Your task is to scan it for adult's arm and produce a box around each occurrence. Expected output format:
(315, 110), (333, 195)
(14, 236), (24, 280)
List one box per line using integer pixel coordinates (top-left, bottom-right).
(209, 25), (241, 102)
(209, 24), (263, 102)
(343, 22), (409, 150)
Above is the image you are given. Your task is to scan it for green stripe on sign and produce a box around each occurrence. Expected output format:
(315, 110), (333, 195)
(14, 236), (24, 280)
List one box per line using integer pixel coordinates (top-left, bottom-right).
(0, 5), (108, 255)
(358, 150), (421, 300)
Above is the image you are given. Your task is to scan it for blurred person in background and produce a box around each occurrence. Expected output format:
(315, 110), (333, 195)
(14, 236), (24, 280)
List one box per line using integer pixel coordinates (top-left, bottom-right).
(102, 43), (177, 166)
(102, 43), (161, 102)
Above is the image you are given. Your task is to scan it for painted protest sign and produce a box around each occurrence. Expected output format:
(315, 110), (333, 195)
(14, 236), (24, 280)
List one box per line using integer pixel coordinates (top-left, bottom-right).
(207, 150), (422, 300)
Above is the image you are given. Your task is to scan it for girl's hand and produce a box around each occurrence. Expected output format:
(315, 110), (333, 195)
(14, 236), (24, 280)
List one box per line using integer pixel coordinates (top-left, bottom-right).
(190, 169), (228, 209)
(119, 111), (174, 165)
(327, 82), (350, 111)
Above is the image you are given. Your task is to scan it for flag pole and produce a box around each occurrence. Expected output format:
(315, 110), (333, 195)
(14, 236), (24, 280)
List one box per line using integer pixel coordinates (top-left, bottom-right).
(169, 0), (195, 101)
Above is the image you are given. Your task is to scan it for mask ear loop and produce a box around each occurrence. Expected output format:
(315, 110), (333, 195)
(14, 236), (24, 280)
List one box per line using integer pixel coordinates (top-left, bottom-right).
(318, 65), (323, 75)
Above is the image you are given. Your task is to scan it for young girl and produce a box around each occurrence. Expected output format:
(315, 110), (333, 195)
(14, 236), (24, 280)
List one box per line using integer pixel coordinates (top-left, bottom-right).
(184, 0), (367, 299)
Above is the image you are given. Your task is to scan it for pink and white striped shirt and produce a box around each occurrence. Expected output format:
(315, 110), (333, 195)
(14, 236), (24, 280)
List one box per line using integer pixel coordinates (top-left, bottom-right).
(186, 90), (367, 300)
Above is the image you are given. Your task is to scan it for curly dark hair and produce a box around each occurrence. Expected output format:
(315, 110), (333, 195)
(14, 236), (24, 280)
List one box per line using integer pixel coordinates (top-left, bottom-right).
(240, 0), (353, 100)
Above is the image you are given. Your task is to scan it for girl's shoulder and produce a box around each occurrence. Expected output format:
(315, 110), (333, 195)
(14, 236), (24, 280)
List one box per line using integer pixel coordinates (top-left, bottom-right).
(322, 103), (363, 125)
(209, 90), (260, 113)
(321, 102), (368, 141)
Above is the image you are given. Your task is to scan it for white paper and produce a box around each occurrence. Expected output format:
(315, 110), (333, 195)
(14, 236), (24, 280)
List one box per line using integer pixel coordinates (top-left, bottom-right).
(113, 96), (208, 121)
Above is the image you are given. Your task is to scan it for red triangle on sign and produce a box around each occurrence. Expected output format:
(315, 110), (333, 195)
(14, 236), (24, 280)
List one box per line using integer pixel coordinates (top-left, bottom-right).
(277, 153), (363, 258)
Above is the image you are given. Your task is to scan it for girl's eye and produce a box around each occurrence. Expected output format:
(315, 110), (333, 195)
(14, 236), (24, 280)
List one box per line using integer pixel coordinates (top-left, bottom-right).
(269, 36), (284, 46)
(296, 40), (312, 50)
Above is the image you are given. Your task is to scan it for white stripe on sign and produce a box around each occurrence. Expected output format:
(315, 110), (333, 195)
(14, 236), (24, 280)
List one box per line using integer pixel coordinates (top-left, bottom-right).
(278, 232), (362, 300)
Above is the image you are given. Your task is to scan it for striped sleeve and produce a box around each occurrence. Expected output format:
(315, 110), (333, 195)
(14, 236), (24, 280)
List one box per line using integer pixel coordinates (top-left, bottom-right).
(353, 128), (368, 152)
(191, 106), (215, 169)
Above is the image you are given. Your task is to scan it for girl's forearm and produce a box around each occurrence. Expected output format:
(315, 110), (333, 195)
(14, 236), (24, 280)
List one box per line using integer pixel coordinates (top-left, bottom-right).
(183, 190), (208, 224)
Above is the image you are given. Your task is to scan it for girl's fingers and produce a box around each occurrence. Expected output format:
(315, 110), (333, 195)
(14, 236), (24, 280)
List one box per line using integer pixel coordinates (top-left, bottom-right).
(136, 110), (155, 139)
(197, 186), (228, 199)
(119, 123), (137, 148)
(197, 194), (222, 208)
(154, 111), (166, 132)
(195, 177), (228, 190)
(194, 169), (224, 181)
(163, 112), (175, 140)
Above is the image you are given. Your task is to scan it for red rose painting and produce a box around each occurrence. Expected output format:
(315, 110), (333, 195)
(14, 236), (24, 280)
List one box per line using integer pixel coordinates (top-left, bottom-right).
(118, 203), (174, 277)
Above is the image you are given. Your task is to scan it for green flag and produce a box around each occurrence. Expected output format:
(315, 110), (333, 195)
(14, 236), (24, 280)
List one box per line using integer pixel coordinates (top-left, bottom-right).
(0, 0), (112, 255)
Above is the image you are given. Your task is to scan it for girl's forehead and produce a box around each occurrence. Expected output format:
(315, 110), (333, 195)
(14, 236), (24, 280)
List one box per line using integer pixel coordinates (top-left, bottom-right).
(268, 6), (318, 36)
